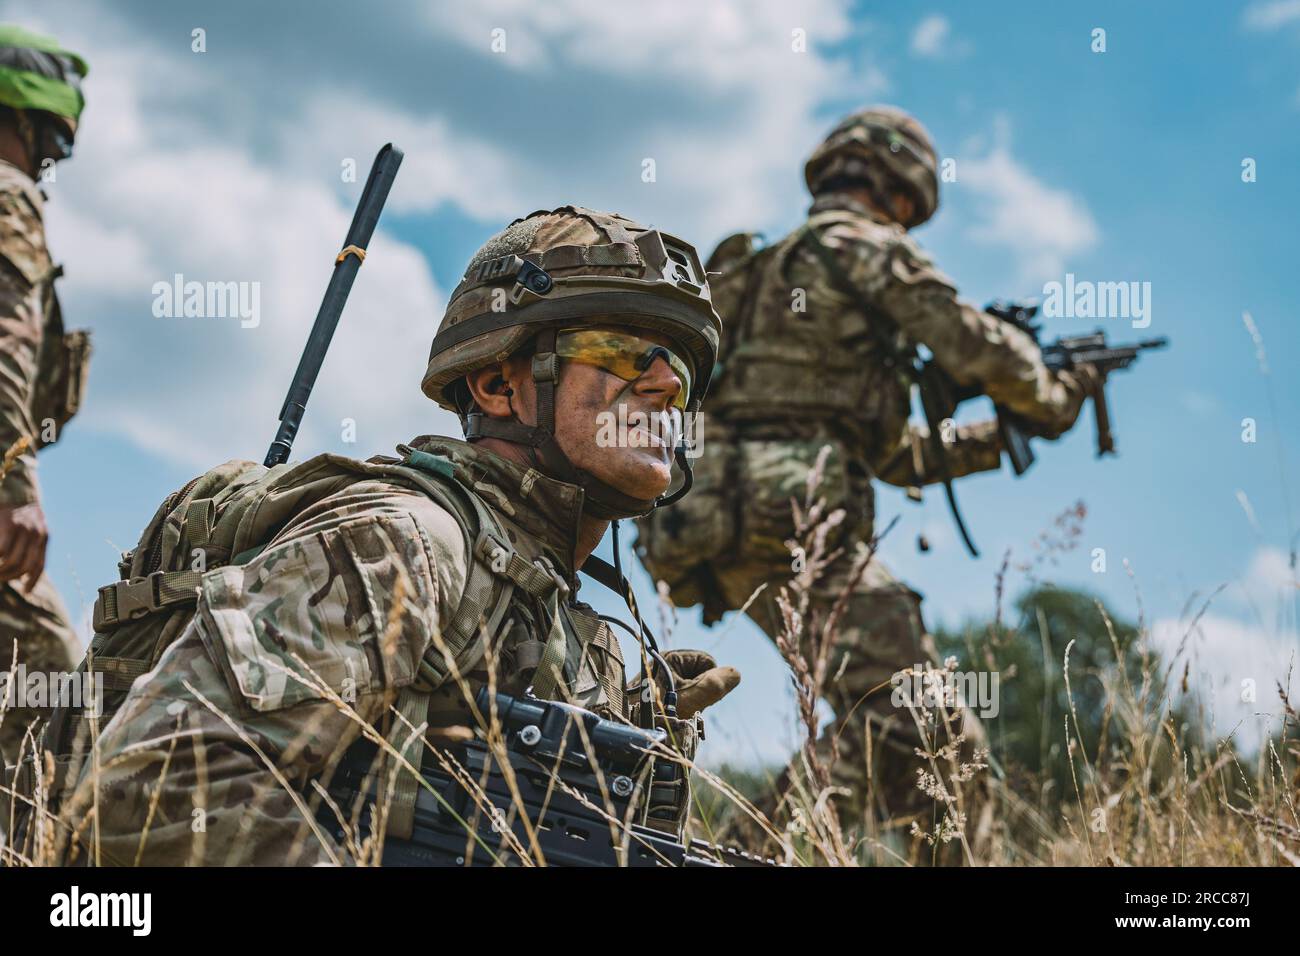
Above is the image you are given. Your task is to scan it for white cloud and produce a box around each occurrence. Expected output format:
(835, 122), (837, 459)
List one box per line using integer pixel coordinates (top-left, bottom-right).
(1223, 545), (1298, 618)
(911, 14), (950, 57)
(910, 14), (971, 60)
(1151, 612), (1295, 749)
(428, 0), (850, 91)
(18, 0), (888, 472)
(281, 95), (530, 222)
(1151, 545), (1298, 750)
(424, 0), (877, 243)
(1243, 0), (1300, 31)
(955, 118), (1100, 285)
(34, 20), (463, 470)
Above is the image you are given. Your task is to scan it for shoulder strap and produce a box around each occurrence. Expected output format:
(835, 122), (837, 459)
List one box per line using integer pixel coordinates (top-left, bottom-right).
(323, 451), (486, 843)
(798, 219), (917, 373)
(799, 221), (980, 557)
(370, 455), (558, 687)
(365, 450), (583, 839)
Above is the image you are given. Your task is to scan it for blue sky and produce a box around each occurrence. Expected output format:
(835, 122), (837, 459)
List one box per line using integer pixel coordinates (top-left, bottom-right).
(8, 0), (1297, 764)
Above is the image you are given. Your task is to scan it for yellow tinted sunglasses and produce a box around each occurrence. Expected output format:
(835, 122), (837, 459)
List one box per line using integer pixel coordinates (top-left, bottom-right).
(554, 328), (692, 412)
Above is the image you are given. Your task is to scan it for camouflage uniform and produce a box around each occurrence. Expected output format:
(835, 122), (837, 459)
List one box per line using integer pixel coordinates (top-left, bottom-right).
(56, 437), (638, 865)
(0, 28), (91, 768)
(637, 107), (1093, 827)
(53, 207), (732, 865)
(0, 164), (88, 766)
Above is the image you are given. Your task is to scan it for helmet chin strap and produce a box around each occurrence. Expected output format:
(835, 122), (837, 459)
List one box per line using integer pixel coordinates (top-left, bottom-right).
(657, 442), (694, 507)
(462, 329), (694, 723)
(464, 328), (693, 521)
(13, 110), (41, 176)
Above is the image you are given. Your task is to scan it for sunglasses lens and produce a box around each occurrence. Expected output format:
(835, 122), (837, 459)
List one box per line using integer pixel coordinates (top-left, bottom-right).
(556, 329), (691, 410)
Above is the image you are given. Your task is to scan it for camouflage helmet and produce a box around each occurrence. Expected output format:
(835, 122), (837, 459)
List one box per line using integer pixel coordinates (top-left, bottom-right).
(423, 205), (722, 519)
(424, 205), (720, 414)
(804, 105), (939, 228)
(0, 25), (88, 125)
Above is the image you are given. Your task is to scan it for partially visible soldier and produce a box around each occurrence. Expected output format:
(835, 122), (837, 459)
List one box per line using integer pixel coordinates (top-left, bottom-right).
(0, 26), (91, 767)
(636, 106), (1099, 837)
(52, 206), (739, 865)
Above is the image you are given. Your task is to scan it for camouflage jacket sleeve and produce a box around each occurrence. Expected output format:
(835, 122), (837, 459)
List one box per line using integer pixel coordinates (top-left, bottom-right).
(873, 419), (1002, 487)
(0, 183), (51, 507)
(830, 219), (1089, 438)
(63, 482), (468, 866)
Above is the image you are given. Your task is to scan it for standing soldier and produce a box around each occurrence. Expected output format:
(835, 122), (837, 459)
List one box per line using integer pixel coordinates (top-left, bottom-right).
(636, 106), (1099, 833)
(0, 26), (91, 767)
(48, 206), (739, 865)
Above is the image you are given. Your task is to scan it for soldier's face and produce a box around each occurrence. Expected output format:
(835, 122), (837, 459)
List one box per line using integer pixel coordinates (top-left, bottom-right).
(891, 191), (916, 227)
(503, 325), (687, 501)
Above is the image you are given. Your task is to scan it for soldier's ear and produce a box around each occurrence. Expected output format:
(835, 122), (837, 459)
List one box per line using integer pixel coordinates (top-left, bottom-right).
(465, 363), (517, 418)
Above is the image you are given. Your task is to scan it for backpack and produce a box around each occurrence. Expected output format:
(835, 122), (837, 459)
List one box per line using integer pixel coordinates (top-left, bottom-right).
(4, 444), (565, 857)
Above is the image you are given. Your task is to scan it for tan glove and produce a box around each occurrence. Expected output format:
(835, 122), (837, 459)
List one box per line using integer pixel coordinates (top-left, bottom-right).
(629, 649), (740, 719)
(1066, 360), (1105, 395)
(1053, 361), (1106, 433)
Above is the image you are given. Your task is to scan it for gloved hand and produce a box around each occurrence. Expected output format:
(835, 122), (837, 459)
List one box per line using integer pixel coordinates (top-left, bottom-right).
(1054, 361), (1105, 430)
(628, 649), (740, 719)
(1026, 361), (1105, 439)
(1066, 360), (1105, 396)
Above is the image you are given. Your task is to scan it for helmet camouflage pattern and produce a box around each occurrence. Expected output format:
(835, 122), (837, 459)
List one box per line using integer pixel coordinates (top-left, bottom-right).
(423, 205), (721, 519)
(423, 205), (721, 415)
(804, 105), (939, 228)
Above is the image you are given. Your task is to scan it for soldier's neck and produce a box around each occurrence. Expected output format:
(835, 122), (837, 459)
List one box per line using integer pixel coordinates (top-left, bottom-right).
(0, 127), (35, 178)
(810, 188), (896, 225)
(574, 517), (611, 570)
(471, 435), (608, 570)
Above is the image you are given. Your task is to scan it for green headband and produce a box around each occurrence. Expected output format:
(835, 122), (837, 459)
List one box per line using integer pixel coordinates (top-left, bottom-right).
(0, 25), (88, 121)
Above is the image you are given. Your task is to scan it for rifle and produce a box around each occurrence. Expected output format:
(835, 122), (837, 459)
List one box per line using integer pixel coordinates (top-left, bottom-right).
(973, 300), (1167, 475)
(264, 144), (404, 466)
(916, 300), (1167, 555)
(320, 688), (777, 867)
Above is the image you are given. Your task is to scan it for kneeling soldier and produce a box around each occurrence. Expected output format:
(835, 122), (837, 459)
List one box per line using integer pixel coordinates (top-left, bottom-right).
(51, 205), (739, 865)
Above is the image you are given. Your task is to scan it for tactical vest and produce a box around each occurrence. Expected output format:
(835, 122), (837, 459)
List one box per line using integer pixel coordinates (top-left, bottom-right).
(669, 212), (987, 564)
(31, 276), (89, 449)
(702, 210), (914, 449)
(10, 445), (654, 852)
(635, 213), (923, 612)
(0, 164), (91, 449)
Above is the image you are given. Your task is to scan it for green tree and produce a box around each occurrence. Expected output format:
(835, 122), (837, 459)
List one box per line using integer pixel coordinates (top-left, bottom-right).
(935, 584), (1199, 812)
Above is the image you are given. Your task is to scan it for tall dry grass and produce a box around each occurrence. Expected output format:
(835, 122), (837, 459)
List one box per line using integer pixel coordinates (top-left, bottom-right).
(688, 463), (1299, 867)
(3, 438), (1296, 867)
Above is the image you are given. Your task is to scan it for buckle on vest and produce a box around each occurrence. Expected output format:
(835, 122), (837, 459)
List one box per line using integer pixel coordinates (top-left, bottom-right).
(93, 572), (165, 630)
(474, 529), (513, 575)
(532, 554), (570, 598)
